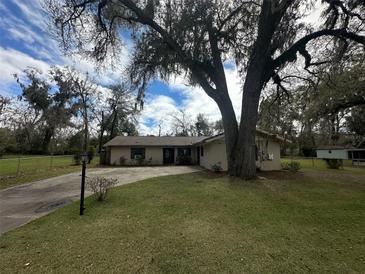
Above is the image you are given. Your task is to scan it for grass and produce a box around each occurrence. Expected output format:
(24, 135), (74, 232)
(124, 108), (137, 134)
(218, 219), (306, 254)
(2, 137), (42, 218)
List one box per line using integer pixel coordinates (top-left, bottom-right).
(0, 171), (364, 273)
(0, 156), (99, 190)
(281, 157), (365, 174)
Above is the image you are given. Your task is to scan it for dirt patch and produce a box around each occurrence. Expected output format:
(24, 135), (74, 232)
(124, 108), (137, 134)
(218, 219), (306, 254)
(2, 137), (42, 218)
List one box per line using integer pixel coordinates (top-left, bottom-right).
(258, 170), (301, 180)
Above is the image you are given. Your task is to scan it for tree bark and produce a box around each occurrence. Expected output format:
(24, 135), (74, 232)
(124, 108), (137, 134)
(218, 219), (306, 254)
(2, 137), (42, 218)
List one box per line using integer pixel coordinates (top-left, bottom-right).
(215, 96), (239, 174)
(228, 0), (279, 178)
(98, 111), (105, 153)
(235, 74), (265, 178)
(42, 127), (54, 154)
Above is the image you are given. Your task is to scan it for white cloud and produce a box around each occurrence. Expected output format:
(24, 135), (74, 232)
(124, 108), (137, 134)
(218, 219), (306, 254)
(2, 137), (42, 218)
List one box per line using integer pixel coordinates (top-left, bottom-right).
(11, 0), (47, 30)
(138, 66), (243, 135)
(63, 54), (128, 87)
(137, 95), (180, 135)
(0, 47), (50, 85)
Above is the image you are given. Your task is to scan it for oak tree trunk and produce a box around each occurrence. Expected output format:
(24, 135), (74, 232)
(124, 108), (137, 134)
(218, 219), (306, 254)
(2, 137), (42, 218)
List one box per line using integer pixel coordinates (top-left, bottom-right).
(225, 0), (278, 179)
(215, 96), (239, 174)
(42, 126), (55, 154)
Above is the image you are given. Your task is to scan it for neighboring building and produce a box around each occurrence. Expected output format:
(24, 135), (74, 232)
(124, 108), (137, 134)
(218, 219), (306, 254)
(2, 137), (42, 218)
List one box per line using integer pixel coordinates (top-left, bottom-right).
(316, 146), (365, 166)
(103, 129), (286, 171)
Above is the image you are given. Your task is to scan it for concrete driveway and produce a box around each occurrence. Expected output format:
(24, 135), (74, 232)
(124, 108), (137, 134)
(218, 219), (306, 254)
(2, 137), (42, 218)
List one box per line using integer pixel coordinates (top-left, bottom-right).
(0, 166), (200, 234)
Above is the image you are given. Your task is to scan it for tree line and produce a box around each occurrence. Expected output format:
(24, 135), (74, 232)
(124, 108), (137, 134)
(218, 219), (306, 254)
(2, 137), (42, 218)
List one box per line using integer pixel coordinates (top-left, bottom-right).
(258, 59), (365, 156)
(0, 67), (138, 157)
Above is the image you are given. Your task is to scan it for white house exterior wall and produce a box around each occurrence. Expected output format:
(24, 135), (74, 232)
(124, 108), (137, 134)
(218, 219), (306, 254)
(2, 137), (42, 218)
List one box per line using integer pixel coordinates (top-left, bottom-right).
(109, 146), (196, 165)
(199, 138), (281, 171)
(110, 147), (164, 165)
(317, 149), (349, 160)
(110, 147), (130, 165)
(256, 138), (281, 171)
(199, 140), (228, 171)
(108, 136), (283, 171)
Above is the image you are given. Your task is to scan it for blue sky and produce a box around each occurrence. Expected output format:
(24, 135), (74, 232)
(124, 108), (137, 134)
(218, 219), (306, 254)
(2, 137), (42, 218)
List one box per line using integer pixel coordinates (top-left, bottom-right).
(0, 0), (242, 135)
(0, 1), (178, 98)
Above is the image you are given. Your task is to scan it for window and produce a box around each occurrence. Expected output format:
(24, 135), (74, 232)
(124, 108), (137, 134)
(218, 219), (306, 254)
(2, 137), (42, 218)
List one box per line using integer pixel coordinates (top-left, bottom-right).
(177, 148), (191, 156)
(131, 148), (145, 159)
(200, 146), (204, 156)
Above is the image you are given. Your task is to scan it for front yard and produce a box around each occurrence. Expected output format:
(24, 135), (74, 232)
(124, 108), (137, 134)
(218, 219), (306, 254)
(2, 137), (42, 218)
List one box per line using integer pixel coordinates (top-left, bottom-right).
(0, 155), (99, 190)
(0, 170), (364, 273)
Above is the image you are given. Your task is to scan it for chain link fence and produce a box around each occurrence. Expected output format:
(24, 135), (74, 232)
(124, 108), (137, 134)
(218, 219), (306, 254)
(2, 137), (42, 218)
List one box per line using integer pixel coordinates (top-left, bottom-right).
(281, 156), (360, 169)
(0, 155), (76, 177)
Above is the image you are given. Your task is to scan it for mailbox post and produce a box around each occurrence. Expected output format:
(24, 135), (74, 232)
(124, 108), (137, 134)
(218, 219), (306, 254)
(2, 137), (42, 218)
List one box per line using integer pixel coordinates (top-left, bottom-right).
(80, 152), (88, 215)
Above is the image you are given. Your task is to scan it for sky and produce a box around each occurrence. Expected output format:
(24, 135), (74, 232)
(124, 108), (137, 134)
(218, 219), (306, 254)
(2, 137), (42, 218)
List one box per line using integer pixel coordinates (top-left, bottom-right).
(0, 1), (322, 136)
(0, 0), (245, 136)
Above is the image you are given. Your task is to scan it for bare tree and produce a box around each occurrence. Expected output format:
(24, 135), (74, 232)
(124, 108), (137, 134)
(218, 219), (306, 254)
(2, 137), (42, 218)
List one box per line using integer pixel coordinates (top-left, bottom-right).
(0, 95), (10, 124)
(45, 0), (365, 178)
(52, 67), (99, 152)
(3, 100), (43, 152)
(95, 83), (138, 151)
(171, 109), (193, 136)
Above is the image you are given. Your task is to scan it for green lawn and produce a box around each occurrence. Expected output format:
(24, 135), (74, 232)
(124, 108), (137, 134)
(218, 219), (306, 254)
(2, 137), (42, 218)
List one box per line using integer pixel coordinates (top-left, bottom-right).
(1, 171), (364, 273)
(281, 157), (365, 174)
(0, 156), (99, 189)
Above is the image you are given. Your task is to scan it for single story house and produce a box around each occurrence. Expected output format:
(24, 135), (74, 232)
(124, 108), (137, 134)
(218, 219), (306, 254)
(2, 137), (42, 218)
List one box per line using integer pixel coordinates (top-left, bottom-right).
(103, 129), (286, 171)
(316, 146), (365, 166)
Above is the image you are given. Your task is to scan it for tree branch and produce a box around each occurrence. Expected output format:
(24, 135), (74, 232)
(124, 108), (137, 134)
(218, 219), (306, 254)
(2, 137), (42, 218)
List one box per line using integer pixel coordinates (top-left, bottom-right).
(272, 28), (365, 69)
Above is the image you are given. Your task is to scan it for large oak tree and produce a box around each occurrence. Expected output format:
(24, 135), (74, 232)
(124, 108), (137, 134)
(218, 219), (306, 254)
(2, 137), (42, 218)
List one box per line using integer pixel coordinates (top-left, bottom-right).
(45, 0), (365, 178)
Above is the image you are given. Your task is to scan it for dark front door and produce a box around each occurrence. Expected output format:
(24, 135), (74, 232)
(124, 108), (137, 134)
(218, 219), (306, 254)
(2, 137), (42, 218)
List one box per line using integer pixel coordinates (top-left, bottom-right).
(163, 148), (175, 164)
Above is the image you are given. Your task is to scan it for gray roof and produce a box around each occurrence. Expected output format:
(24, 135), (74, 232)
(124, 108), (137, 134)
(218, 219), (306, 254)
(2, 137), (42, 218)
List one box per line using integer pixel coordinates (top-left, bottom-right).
(317, 146), (365, 151)
(104, 129), (287, 148)
(104, 136), (208, 147)
(193, 129), (288, 145)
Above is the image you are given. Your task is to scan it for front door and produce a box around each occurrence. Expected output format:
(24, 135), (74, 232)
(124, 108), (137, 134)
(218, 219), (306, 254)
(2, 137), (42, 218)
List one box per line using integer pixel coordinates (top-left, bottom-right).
(163, 148), (175, 165)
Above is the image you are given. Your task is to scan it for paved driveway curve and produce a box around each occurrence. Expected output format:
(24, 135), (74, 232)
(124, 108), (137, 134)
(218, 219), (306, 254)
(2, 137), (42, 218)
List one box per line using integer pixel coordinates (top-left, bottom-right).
(0, 166), (200, 234)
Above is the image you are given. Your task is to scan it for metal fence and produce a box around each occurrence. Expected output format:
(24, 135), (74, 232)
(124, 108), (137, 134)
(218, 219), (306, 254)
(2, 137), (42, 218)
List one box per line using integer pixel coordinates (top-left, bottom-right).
(0, 155), (76, 177)
(281, 156), (362, 168)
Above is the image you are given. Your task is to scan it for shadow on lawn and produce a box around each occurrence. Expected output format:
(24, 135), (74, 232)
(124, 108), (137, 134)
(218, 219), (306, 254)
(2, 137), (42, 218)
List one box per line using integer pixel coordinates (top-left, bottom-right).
(197, 169), (365, 186)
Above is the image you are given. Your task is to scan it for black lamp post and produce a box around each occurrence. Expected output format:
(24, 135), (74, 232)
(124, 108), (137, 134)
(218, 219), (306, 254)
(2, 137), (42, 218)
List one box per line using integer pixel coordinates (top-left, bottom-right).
(80, 152), (88, 216)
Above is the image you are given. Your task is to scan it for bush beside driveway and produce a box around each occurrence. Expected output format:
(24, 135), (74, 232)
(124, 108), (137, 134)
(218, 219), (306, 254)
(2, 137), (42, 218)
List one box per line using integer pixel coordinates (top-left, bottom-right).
(0, 166), (201, 234)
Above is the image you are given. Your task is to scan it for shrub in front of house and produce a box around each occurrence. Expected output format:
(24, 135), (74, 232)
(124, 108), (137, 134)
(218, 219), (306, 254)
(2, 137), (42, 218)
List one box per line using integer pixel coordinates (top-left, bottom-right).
(119, 156), (126, 165)
(176, 155), (192, 165)
(325, 159), (342, 169)
(211, 162), (223, 173)
(146, 157), (153, 165)
(282, 161), (301, 172)
(135, 157), (145, 165)
(87, 176), (118, 201)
